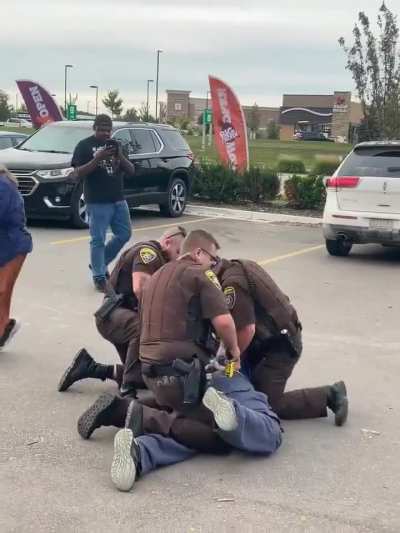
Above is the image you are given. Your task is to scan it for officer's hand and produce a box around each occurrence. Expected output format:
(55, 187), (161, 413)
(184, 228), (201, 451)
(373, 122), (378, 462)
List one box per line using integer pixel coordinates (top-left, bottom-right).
(230, 347), (241, 369)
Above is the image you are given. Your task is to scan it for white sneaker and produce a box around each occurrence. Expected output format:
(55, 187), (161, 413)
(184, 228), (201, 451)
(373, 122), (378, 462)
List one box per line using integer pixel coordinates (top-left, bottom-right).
(0, 319), (21, 351)
(111, 428), (139, 492)
(202, 387), (238, 432)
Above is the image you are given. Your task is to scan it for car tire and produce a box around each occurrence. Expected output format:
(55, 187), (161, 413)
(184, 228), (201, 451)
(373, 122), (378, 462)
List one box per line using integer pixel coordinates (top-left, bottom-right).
(325, 238), (353, 257)
(70, 182), (89, 229)
(159, 177), (187, 218)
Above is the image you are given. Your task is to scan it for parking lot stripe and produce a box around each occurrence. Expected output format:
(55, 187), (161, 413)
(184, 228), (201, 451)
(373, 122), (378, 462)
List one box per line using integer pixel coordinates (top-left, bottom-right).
(50, 217), (218, 245)
(258, 244), (324, 265)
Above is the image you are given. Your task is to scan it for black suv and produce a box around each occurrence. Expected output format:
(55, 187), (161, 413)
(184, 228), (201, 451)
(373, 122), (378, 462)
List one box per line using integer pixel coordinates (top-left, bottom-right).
(0, 120), (194, 228)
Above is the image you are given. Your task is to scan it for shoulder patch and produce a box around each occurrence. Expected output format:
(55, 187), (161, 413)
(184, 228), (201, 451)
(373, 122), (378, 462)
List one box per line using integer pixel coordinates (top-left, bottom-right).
(223, 286), (236, 309)
(205, 269), (222, 290)
(139, 247), (158, 264)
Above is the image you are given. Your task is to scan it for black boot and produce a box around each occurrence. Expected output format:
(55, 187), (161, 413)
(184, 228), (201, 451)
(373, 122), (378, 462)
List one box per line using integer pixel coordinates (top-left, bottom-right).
(77, 393), (129, 439)
(119, 383), (138, 399)
(57, 348), (113, 392)
(327, 381), (349, 427)
(111, 427), (142, 492)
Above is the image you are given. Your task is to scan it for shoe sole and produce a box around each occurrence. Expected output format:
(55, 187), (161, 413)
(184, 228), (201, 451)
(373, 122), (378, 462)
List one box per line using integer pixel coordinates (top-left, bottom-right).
(334, 381), (348, 427)
(77, 393), (115, 439)
(202, 387), (238, 432)
(58, 350), (87, 392)
(111, 429), (137, 492)
(0, 320), (21, 351)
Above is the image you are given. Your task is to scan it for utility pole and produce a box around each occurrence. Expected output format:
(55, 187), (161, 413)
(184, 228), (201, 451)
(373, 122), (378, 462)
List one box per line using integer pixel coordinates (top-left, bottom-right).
(155, 49), (163, 121)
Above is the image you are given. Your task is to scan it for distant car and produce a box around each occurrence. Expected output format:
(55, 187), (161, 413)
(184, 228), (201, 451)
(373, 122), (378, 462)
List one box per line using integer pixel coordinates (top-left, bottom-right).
(0, 120), (194, 228)
(297, 131), (333, 142)
(0, 131), (28, 150)
(323, 141), (400, 256)
(5, 118), (33, 128)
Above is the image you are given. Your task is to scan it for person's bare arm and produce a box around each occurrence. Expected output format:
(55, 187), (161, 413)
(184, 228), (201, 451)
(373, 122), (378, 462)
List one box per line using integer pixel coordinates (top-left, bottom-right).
(132, 271), (151, 300)
(76, 147), (114, 178)
(119, 152), (135, 175)
(237, 323), (256, 353)
(212, 313), (240, 365)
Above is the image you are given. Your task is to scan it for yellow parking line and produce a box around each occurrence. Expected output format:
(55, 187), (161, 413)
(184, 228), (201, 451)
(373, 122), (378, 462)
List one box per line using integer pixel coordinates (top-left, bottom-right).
(258, 244), (324, 266)
(50, 217), (218, 245)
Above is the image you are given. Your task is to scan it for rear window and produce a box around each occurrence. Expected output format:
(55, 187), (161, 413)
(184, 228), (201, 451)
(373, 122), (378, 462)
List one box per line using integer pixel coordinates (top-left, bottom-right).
(162, 130), (190, 151)
(338, 147), (400, 178)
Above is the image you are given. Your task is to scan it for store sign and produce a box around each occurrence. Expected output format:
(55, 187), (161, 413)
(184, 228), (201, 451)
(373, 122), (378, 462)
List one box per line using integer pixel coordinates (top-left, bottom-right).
(333, 96), (348, 113)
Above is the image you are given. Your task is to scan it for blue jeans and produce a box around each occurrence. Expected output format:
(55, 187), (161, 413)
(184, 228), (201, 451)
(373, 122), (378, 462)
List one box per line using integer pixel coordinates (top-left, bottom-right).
(87, 201), (132, 280)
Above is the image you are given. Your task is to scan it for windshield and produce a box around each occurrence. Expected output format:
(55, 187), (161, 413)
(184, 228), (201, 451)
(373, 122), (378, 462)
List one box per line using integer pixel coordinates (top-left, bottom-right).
(338, 148), (400, 178)
(18, 124), (92, 154)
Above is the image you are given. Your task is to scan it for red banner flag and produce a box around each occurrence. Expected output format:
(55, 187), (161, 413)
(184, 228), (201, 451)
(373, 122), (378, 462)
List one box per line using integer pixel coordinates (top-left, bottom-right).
(208, 75), (249, 173)
(16, 80), (64, 129)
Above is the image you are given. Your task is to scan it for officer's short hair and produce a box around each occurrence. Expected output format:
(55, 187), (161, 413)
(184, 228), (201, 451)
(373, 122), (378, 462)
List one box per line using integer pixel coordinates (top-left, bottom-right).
(162, 226), (187, 240)
(181, 230), (220, 253)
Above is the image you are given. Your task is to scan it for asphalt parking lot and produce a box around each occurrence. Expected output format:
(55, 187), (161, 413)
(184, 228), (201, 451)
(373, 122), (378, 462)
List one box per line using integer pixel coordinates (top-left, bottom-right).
(1, 211), (400, 533)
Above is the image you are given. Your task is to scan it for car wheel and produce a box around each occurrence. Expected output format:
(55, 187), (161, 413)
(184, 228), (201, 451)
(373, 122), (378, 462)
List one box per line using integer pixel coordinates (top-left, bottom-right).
(70, 182), (89, 229)
(325, 238), (353, 257)
(159, 177), (187, 217)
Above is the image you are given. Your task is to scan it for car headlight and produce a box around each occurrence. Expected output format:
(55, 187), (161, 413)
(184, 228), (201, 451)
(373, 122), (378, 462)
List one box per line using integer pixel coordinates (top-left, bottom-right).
(37, 167), (74, 179)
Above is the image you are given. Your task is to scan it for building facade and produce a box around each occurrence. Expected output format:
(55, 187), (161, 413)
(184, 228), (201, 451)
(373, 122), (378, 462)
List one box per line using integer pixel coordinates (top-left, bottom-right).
(166, 89), (363, 142)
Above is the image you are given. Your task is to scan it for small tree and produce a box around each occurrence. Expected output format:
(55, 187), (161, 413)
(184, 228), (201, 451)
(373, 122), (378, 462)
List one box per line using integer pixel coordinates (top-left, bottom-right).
(0, 90), (12, 121)
(267, 120), (280, 140)
(339, 3), (400, 140)
(102, 90), (123, 118)
(248, 103), (261, 139)
(123, 107), (139, 122)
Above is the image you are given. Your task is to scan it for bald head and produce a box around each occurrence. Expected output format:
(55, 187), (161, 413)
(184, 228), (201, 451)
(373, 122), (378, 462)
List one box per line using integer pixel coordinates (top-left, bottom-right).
(159, 226), (187, 261)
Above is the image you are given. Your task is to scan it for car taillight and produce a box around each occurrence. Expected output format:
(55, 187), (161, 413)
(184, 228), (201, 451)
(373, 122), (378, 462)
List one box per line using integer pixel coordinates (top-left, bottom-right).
(326, 176), (360, 188)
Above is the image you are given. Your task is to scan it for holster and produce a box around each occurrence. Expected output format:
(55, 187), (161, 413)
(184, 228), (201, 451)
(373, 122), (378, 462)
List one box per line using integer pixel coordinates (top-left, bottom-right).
(94, 293), (124, 321)
(172, 357), (205, 406)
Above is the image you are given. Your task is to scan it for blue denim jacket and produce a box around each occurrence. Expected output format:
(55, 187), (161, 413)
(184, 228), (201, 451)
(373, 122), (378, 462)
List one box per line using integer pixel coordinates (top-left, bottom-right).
(0, 174), (33, 267)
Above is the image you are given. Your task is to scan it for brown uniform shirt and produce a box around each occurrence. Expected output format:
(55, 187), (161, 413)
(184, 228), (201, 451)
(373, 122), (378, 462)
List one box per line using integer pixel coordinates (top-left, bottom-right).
(220, 260), (300, 343)
(110, 240), (167, 310)
(139, 256), (228, 364)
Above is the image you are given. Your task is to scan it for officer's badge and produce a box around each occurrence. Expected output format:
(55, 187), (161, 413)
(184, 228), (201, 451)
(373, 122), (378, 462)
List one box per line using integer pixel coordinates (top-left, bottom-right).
(224, 286), (236, 309)
(205, 270), (221, 289)
(139, 247), (157, 264)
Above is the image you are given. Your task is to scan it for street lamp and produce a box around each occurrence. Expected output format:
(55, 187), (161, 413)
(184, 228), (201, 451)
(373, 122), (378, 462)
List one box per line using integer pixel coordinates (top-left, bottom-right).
(155, 49), (163, 121)
(64, 64), (73, 117)
(146, 79), (154, 121)
(89, 85), (99, 116)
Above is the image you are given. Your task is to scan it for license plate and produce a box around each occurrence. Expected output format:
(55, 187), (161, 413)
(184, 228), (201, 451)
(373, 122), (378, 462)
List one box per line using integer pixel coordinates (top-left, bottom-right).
(369, 219), (394, 231)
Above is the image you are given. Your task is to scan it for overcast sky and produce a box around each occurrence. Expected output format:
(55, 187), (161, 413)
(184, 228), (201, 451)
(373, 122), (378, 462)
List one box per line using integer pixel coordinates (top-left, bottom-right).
(2, 0), (394, 114)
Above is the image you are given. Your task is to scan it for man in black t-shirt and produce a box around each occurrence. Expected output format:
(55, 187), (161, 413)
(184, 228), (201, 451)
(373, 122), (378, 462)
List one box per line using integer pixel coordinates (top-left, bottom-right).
(72, 114), (135, 292)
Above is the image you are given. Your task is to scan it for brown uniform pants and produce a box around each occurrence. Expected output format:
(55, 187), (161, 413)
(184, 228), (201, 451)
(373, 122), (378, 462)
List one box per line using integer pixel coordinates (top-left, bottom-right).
(0, 254), (26, 336)
(250, 342), (330, 420)
(141, 374), (228, 453)
(96, 307), (145, 389)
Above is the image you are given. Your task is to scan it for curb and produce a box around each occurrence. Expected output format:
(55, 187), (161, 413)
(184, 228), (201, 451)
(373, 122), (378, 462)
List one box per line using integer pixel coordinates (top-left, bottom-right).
(185, 204), (322, 226)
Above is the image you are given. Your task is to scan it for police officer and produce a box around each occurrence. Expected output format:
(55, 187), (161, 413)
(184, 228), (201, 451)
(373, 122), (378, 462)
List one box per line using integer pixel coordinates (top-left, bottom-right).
(216, 258), (349, 425)
(58, 226), (187, 397)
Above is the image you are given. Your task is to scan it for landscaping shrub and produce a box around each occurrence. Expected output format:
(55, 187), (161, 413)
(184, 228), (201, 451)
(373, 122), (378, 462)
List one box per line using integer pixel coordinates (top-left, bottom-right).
(192, 163), (279, 203)
(311, 159), (340, 177)
(277, 159), (306, 174)
(284, 175), (326, 209)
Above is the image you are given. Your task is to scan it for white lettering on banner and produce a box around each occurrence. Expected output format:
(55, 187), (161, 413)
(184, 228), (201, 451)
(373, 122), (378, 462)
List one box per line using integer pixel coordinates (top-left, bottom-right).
(29, 85), (50, 118)
(216, 87), (239, 170)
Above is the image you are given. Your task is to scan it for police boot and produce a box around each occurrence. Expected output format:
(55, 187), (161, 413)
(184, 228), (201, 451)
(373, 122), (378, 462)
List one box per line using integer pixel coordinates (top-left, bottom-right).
(327, 381), (348, 427)
(77, 393), (130, 439)
(119, 383), (138, 399)
(111, 427), (142, 492)
(57, 348), (114, 392)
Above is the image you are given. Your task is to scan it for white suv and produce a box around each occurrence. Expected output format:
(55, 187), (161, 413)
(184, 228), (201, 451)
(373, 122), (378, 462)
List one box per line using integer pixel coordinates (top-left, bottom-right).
(323, 141), (400, 256)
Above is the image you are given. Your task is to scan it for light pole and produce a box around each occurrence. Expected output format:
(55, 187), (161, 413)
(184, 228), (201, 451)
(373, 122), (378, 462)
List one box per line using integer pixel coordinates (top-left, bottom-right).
(89, 85), (99, 116)
(146, 79), (154, 120)
(64, 64), (73, 117)
(155, 49), (163, 121)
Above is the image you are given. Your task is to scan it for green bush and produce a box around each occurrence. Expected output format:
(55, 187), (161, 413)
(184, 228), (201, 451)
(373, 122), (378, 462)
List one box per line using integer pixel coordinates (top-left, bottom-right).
(192, 163), (279, 203)
(277, 159), (306, 174)
(284, 175), (326, 209)
(311, 159), (340, 176)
